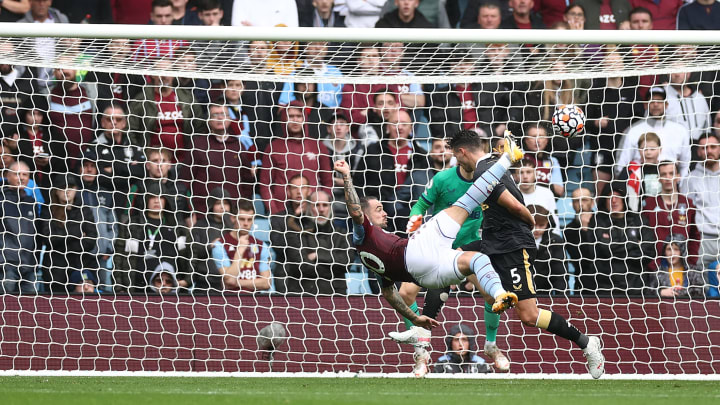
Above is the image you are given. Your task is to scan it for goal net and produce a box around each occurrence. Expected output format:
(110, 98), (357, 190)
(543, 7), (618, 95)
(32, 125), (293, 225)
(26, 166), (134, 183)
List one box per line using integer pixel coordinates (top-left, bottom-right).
(0, 25), (718, 376)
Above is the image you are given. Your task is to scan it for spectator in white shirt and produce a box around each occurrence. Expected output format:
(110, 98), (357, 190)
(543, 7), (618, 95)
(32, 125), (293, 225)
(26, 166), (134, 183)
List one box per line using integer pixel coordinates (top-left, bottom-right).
(616, 86), (691, 183)
(516, 158), (562, 236)
(665, 71), (711, 141)
(687, 133), (720, 273)
(339, 0), (385, 28)
(231, 0), (299, 27)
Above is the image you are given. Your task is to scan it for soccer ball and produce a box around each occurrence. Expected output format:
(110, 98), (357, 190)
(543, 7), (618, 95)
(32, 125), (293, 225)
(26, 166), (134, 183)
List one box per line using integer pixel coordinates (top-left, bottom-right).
(552, 104), (585, 138)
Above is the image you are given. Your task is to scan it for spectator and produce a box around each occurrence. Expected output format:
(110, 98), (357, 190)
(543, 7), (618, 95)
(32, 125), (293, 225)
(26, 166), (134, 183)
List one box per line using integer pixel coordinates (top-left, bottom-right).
(15, 96), (52, 175)
(687, 133), (720, 274)
(378, 42), (426, 109)
(341, 0), (385, 27)
(187, 102), (259, 213)
(192, 1), (245, 69)
(283, 190), (353, 294)
(231, 0), (299, 27)
(563, 187), (596, 293)
(677, 0), (720, 30)
(522, 122), (564, 197)
(131, 0), (188, 61)
(147, 262), (180, 294)
(86, 40), (146, 112)
(124, 147), (190, 226)
(619, 133), (663, 212)
(266, 39), (303, 76)
(665, 71), (711, 142)
(269, 173), (310, 293)
(68, 269), (98, 294)
(629, 1), (681, 30)
(578, 182), (655, 295)
(51, 0), (113, 23)
(0, 0), (30, 22)
(17, 0), (69, 90)
(500, 0), (544, 29)
(258, 101), (333, 215)
(357, 89), (400, 145)
(433, 324), (491, 374)
(586, 50), (644, 197)
(322, 112), (365, 219)
(196, 0), (223, 25)
(516, 159), (561, 236)
(299, 0), (345, 27)
(280, 80), (327, 139)
(88, 104), (145, 210)
(47, 65), (96, 171)
(216, 80), (251, 138)
(242, 41), (284, 152)
(0, 161), (47, 294)
(111, 0), (152, 24)
(169, 0), (200, 25)
(648, 234), (705, 298)
(379, 0), (451, 27)
(353, 109), (429, 226)
(459, 0), (506, 29)
(114, 181), (191, 293)
(341, 44), (385, 126)
(375, 0), (433, 28)
(127, 60), (200, 156)
(280, 41), (343, 112)
(574, 0), (631, 30)
(528, 204), (567, 293)
(531, 0), (571, 27)
(0, 43), (32, 127)
(625, 10), (660, 101)
(212, 199), (272, 291)
(616, 87), (692, 181)
(78, 151), (116, 291)
(191, 187), (233, 292)
(563, 3), (586, 30)
(643, 161), (701, 269)
(45, 174), (98, 292)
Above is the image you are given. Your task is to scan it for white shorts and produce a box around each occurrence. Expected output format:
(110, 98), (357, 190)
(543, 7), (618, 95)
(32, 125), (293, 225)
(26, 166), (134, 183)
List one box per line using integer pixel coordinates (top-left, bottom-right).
(405, 211), (465, 289)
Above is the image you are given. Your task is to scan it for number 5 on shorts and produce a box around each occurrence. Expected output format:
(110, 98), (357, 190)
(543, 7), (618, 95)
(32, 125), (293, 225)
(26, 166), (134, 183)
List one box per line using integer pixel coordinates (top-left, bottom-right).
(510, 268), (521, 284)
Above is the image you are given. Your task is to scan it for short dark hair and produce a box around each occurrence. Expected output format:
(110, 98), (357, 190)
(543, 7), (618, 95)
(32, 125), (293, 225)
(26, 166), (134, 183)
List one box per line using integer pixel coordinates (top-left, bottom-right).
(196, 0), (221, 12)
(523, 121), (551, 137)
(446, 129), (482, 151)
(697, 132), (720, 144)
(629, 6), (653, 20)
(480, 1), (501, 11)
(521, 157), (537, 168)
(564, 3), (586, 16)
(359, 196), (378, 213)
(237, 199), (255, 214)
(152, 0), (172, 9)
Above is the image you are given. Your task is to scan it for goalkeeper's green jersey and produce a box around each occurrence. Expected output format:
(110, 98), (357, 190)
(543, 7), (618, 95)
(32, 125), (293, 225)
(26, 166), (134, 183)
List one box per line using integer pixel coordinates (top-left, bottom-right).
(409, 166), (483, 249)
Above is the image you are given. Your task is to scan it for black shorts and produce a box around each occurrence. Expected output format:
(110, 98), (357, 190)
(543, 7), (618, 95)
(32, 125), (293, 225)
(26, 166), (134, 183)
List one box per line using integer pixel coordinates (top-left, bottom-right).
(460, 242), (537, 301)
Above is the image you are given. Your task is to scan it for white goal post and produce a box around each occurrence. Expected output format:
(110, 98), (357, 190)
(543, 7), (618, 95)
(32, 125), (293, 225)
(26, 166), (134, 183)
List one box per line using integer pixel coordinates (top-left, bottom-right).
(0, 23), (718, 378)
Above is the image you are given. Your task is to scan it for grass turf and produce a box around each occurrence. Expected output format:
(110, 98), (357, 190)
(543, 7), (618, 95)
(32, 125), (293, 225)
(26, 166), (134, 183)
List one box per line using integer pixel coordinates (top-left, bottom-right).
(0, 377), (717, 405)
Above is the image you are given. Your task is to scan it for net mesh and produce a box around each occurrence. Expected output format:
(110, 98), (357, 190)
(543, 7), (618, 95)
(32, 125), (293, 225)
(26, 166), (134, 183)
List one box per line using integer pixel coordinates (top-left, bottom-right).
(0, 35), (719, 374)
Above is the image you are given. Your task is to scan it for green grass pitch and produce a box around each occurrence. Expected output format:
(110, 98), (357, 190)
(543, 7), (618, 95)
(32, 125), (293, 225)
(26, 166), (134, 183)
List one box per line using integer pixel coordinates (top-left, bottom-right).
(1, 376), (717, 405)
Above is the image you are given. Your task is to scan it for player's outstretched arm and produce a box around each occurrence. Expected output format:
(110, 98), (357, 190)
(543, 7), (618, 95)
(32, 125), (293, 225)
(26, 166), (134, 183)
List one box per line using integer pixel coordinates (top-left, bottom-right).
(335, 160), (364, 225)
(381, 284), (440, 329)
(497, 190), (535, 226)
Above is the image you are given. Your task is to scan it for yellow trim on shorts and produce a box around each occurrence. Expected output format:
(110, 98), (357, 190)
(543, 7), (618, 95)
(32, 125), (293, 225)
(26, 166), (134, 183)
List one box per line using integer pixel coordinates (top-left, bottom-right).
(523, 249), (535, 294)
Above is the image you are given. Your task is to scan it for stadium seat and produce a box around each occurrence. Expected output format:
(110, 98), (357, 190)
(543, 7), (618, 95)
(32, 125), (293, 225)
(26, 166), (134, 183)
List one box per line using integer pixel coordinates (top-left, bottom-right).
(251, 217), (271, 243)
(346, 271), (373, 295)
(556, 197), (576, 228)
(253, 194), (267, 217)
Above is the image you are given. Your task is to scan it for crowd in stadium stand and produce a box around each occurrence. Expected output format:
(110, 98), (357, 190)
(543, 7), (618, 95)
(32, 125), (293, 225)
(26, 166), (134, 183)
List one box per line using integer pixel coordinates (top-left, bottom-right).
(0, 0), (719, 298)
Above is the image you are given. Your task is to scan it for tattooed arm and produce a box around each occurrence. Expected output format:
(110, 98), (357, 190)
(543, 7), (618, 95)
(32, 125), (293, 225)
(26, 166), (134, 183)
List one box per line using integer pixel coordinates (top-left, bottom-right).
(334, 159), (364, 225)
(381, 283), (440, 329)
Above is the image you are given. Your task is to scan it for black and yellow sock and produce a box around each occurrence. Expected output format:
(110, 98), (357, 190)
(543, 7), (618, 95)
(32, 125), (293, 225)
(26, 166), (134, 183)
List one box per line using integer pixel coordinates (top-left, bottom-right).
(536, 309), (589, 349)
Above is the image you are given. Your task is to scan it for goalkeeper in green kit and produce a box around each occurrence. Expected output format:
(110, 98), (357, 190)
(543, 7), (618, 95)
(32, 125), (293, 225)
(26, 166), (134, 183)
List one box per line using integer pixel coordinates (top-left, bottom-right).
(391, 133), (510, 377)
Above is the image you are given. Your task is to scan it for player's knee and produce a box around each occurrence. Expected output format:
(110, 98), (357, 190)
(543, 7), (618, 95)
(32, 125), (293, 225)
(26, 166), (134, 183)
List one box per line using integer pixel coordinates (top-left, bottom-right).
(517, 306), (539, 326)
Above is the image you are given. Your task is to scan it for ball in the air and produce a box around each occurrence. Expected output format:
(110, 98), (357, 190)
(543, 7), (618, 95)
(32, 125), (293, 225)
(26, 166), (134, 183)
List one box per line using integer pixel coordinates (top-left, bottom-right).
(552, 104), (585, 138)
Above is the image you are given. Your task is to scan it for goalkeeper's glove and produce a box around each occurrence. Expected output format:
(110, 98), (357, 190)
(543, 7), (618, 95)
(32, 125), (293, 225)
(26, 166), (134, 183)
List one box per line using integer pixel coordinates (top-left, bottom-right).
(406, 214), (423, 234)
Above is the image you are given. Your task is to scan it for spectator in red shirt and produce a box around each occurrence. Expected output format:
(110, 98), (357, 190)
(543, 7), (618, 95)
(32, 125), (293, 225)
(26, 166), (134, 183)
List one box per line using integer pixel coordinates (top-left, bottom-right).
(642, 160), (701, 269)
(574, 0), (631, 30)
(187, 103), (259, 214)
(213, 199), (272, 292)
(258, 101), (333, 214)
(131, 0), (188, 61)
(500, 0), (545, 29)
(47, 66), (95, 171)
(341, 44), (385, 126)
(111, 0), (152, 24)
(533, 0), (571, 27)
(630, 0), (681, 30)
(128, 60), (201, 157)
